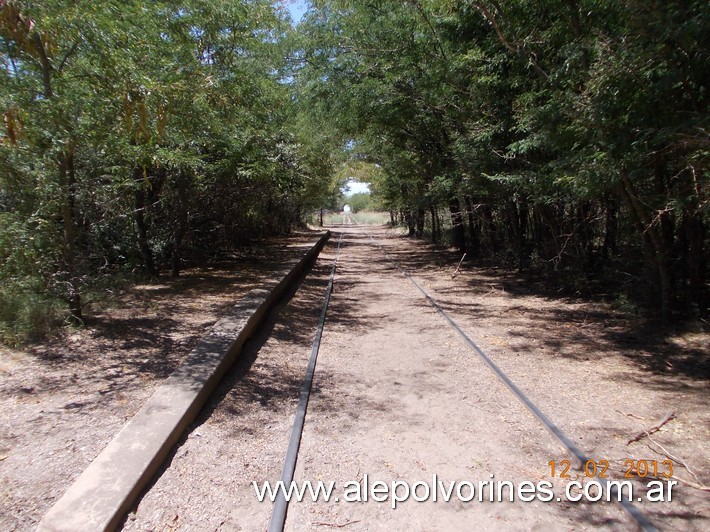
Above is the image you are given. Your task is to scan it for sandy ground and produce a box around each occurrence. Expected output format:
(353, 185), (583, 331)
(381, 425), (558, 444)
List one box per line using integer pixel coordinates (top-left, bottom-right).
(0, 231), (325, 531)
(121, 226), (708, 531)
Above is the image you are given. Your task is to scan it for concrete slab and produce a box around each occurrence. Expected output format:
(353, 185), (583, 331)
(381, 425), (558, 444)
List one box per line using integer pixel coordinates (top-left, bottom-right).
(38, 232), (330, 532)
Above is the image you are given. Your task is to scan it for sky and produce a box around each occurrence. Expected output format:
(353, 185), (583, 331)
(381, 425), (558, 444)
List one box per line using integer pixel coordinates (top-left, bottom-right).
(343, 180), (371, 196)
(285, 0), (309, 24)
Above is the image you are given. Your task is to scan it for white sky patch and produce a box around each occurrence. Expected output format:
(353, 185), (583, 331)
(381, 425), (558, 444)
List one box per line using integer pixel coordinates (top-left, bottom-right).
(286, 0), (309, 24)
(343, 180), (371, 196)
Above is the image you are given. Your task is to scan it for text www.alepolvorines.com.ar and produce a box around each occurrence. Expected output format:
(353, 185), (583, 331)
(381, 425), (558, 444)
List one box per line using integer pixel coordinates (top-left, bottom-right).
(253, 474), (677, 509)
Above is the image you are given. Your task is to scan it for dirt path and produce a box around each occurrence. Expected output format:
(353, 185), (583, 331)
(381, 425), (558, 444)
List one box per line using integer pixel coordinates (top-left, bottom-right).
(125, 226), (708, 530)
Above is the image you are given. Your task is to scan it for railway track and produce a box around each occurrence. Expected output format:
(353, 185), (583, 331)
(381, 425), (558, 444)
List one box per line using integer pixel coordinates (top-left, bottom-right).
(268, 222), (658, 531)
(121, 221), (703, 530)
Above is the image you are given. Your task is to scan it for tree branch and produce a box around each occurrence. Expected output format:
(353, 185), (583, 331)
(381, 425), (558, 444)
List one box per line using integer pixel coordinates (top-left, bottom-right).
(30, 32), (53, 97)
(409, 0), (447, 61)
(474, 2), (548, 80)
(58, 41), (79, 73)
(627, 410), (676, 445)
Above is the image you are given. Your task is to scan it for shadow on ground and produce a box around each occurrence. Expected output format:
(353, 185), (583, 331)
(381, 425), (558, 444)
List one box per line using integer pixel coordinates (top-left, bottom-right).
(358, 231), (709, 385)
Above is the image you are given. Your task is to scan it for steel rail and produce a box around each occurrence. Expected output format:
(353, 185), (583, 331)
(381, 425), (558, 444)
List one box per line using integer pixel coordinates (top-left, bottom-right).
(268, 232), (344, 532)
(366, 232), (658, 532)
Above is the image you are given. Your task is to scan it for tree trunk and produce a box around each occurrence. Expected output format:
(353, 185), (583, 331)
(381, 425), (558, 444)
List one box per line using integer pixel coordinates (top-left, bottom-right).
(449, 197), (466, 252)
(577, 201), (594, 272)
(537, 204), (554, 263)
(405, 209), (415, 236)
(134, 167), (158, 278)
(600, 198), (618, 266)
(415, 208), (425, 238)
(507, 201), (519, 247)
(33, 32), (82, 320)
(464, 195), (480, 257)
(482, 204), (497, 251)
(429, 203), (438, 243)
(658, 252), (673, 326)
(171, 174), (190, 278)
(563, 0), (589, 71)
(517, 197), (529, 272)
(58, 149), (82, 322)
(620, 174), (672, 323)
(684, 210), (706, 307)
(655, 162), (676, 322)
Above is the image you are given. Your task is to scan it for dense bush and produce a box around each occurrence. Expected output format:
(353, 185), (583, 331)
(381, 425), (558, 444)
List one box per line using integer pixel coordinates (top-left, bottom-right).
(0, 0), (337, 340)
(296, 0), (708, 321)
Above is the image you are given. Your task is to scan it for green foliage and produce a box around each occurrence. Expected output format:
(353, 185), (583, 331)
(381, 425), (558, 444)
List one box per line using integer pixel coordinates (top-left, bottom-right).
(0, 0), (706, 341)
(0, 0), (336, 341)
(294, 0), (709, 319)
(0, 287), (61, 346)
(345, 192), (373, 213)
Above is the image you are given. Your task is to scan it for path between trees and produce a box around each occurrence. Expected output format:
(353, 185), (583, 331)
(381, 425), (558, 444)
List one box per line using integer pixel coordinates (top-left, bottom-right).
(125, 226), (709, 531)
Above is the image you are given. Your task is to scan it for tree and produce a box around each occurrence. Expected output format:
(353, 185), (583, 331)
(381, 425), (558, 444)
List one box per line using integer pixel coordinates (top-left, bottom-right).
(293, 0), (708, 320)
(0, 0), (336, 339)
